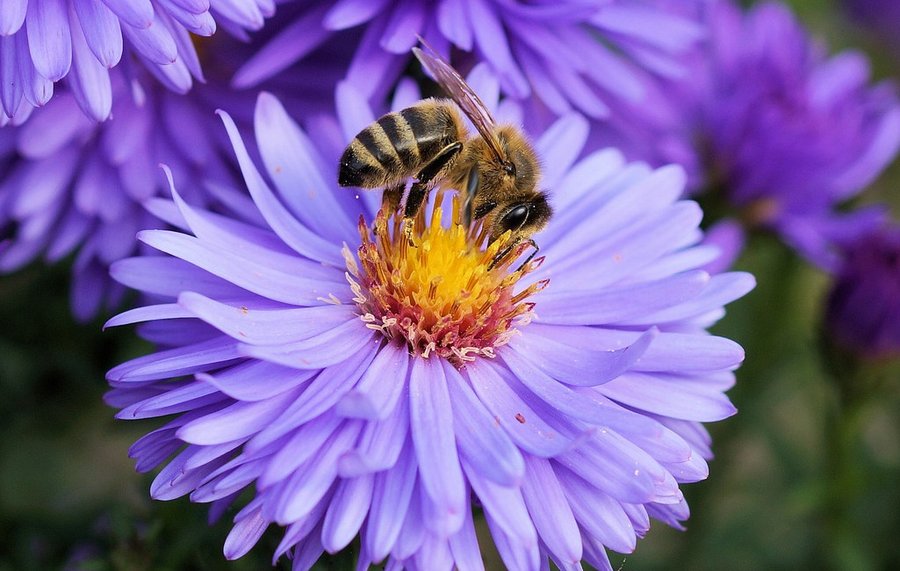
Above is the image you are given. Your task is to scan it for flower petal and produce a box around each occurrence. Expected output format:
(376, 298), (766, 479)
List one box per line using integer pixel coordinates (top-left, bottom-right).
(409, 358), (466, 537)
(444, 361), (524, 487)
(507, 327), (656, 387)
(26, 0), (72, 81)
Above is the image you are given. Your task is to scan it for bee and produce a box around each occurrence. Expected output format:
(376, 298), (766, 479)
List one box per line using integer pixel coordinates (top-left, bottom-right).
(338, 42), (551, 262)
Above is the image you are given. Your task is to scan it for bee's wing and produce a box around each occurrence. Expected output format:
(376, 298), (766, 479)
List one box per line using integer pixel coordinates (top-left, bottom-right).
(413, 43), (506, 162)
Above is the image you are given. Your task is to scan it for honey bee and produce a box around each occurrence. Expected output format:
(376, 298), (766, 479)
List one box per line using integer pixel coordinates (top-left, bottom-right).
(338, 42), (551, 262)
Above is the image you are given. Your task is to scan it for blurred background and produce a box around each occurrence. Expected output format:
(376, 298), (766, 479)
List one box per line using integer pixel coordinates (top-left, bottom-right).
(1, 0), (899, 569)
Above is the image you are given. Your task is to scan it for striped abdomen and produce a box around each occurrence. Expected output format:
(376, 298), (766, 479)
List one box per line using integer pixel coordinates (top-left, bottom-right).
(338, 102), (464, 188)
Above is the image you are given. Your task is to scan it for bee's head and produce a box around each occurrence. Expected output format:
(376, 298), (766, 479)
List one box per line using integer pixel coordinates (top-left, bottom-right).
(488, 192), (553, 244)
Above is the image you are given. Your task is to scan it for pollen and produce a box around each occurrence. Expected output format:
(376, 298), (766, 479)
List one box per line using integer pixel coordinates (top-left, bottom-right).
(345, 192), (547, 367)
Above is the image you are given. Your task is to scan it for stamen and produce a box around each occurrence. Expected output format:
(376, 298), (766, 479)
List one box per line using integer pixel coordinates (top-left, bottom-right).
(348, 194), (547, 367)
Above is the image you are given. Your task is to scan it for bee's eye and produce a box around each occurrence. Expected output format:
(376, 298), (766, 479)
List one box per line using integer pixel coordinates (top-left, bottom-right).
(503, 161), (516, 177)
(501, 204), (530, 231)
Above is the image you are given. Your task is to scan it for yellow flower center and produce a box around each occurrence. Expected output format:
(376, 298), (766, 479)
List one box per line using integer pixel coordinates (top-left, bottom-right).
(345, 192), (547, 367)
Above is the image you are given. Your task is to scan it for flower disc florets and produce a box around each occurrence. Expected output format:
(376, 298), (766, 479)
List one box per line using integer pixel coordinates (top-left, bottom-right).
(346, 192), (547, 366)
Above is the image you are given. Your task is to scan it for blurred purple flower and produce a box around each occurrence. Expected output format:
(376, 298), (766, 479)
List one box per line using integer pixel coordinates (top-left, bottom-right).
(843, 0), (900, 54)
(234, 0), (704, 123)
(608, 0), (900, 270)
(0, 0), (275, 121)
(106, 83), (753, 569)
(825, 224), (900, 360)
(0, 65), (241, 319)
(0, 27), (349, 320)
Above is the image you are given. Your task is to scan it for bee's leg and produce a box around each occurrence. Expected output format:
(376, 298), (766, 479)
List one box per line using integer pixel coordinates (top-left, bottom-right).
(489, 239), (539, 272)
(462, 167), (479, 228)
(381, 182), (405, 214)
(404, 142), (463, 219)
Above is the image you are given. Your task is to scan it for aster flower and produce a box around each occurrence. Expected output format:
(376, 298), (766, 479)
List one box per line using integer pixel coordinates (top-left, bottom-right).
(234, 0), (703, 124)
(0, 28), (350, 320)
(0, 66), (236, 319)
(603, 0), (900, 270)
(825, 224), (900, 360)
(106, 76), (753, 569)
(0, 0), (274, 121)
(843, 0), (900, 55)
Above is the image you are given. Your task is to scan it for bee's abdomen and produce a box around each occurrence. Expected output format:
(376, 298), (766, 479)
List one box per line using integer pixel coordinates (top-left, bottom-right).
(338, 103), (459, 188)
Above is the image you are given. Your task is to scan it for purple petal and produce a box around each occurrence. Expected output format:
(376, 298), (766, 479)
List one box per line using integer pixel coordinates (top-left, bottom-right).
(561, 472), (636, 554)
(380, 0), (425, 53)
(0, 0), (26, 35)
(444, 361), (524, 487)
(256, 413), (344, 487)
(68, 4), (112, 121)
(391, 480), (425, 559)
(216, 107), (343, 265)
(197, 362), (316, 402)
(555, 440), (660, 505)
(121, 11), (177, 64)
(274, 424), (362, 525)
(437, 0), (473, 50)
(468, 0), (528, 97)
(482, 510), (540, 571)
(521, 456), (581, 566)
(409, 358), (466, 536)
(365, 443), (417, 562)
(448, 505), (485, 571)
(137, 229), (345, 307)
(177, 386), (301, 445)
(117, 381), (221, 419)
(337, 390), (409, 477)
(74, 0), (123, 67)
(17, 96), (92, 158)
(107, 336), (241, 384)
(232, 6), (329, 88)
(151, 447), (229, 500)
(110, 256), (246, 300)
(536, 113), (589, 188)
(253, 92), (356, 243)
(26, 0), (72, 81)
(337, 343), (410, 421)
(465, 361), (571, 457)
(179, 292), (356, 346)
(323, 0), (387, 30)
(636, 272), (757, 325)
(0, 36), (23, 116)
(536, 271), (710, 325)
(104, 303), (192, 328)
(17, 31), (52, 106)
(600, 371), (737, 422)
(206, 0), (264, 31)
(321, 475), (375, 553)
(239, 318), (376, 370)
(223, 505), (268, 560)
(507, 327), (656, 387)
(101, 0), (152, 28)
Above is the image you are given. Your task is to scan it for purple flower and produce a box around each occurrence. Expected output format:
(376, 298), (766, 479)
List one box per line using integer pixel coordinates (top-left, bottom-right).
(106, 80), (753, 569)
(0, 0), (274, 121)
(606, 0), (900, 270)
(825, 224), (900, 360)
(0, 28), (348, 320)
(0, 59), (249, 320)
(843, 0), (900, 54)
(235, 0), (703, 124)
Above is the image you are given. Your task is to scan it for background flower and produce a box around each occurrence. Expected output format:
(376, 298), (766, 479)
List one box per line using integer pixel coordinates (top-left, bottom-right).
(105, 81), (752, 569)
(825, 223), (900, 360)
(0, 0), (274, 121)
(603, 0), (900, 270)
(0, 30), (349, 320)
(234, 0), (704, 131)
